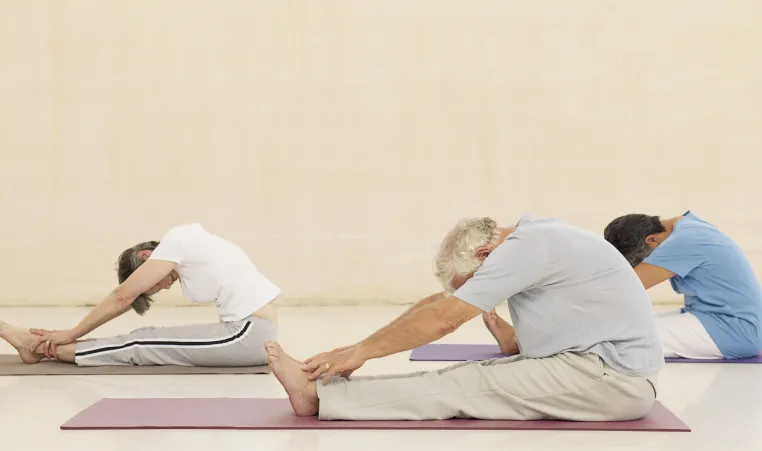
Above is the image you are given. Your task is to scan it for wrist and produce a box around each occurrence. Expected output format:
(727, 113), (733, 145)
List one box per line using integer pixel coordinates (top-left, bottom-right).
(355, 341), (376, 361)
(70, 326), (86, 339)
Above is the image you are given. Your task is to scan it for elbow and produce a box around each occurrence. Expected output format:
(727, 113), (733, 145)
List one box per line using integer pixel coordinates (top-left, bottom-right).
(111, 288), (135, 307)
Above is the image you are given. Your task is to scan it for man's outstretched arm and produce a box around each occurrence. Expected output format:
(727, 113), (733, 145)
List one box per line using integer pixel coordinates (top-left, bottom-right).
(357, 293), (481, 359)
(302, 292), (482, 381)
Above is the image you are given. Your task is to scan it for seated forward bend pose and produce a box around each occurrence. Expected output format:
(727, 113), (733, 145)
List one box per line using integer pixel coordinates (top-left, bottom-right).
(604, 211), (762, 360)
(0, 223), (280, 367)
(264, 214), (663, 421)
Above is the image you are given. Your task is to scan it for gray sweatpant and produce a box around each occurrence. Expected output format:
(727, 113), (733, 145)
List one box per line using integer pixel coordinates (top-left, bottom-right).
(74, 315), (276, 367)
(317, 352), (657, 421)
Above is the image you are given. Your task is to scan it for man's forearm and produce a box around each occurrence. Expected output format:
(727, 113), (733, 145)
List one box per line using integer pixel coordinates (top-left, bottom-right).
(383, 291), (444, 328)
(355, 293), (481, 361)
(356, 292), (446, 351)
(357, 301), (452, 360)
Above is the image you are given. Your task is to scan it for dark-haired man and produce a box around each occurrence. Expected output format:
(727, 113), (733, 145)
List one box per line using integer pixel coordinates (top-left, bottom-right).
(605, 211), (762, 360)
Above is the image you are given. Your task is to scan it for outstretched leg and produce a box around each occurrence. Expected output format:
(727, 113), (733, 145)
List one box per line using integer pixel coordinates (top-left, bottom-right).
(482, 310), (519, 354)
(265, 341), (319, 417)
(655, 310), (723, 359)
(0, 321), (76, 363)
(316, 352), (654, 421)
(75, 317), (275, 367)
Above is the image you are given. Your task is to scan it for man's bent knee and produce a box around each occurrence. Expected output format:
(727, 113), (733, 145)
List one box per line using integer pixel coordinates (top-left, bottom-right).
(608, 378), (656, 421)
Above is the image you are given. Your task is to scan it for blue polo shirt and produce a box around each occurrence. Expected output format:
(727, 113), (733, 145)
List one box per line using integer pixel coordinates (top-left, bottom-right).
(644, 211), (762, 358)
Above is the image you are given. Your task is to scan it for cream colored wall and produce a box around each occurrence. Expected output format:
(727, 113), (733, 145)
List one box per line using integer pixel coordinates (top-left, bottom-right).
(1, 1), (761, 307)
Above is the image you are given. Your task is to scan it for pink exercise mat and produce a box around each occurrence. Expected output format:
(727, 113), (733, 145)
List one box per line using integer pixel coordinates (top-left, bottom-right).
(409, 344), (762, 363)
(60, 398), (690, 432)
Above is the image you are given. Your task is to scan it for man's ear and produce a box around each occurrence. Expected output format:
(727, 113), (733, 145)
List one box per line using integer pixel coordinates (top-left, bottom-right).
(644, 234), (661, 249)
(136, 250), (152, 261)
(475, 246), (492, 261)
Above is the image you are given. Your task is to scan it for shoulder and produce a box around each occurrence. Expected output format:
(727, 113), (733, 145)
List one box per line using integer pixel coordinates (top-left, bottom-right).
(486, 228), (549, 267)
(678, 211), (719, 233)
(665, 213), (721, 248)
(650, 228), (698, 258)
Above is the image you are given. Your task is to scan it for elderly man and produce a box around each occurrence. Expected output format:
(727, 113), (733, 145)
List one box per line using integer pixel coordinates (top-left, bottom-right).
(605, 211), (762, 360)
(266, 214), (663, 421)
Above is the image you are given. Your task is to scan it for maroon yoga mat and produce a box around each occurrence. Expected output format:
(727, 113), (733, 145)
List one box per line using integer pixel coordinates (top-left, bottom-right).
(409, 344), (762, 363)
(60, 398), (689, 431)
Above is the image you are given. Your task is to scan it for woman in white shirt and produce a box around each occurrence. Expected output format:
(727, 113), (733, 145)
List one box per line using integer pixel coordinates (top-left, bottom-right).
(0, 224), (280, 367)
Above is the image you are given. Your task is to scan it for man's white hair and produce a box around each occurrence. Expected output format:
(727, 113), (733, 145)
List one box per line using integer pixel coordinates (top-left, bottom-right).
(433, 217), (500, 293)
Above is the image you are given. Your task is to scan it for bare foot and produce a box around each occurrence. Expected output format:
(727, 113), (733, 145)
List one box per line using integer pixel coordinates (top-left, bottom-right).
(0, 322), (44, 364)
(265, 341), (319, 417)
(482, 311), (518, 355)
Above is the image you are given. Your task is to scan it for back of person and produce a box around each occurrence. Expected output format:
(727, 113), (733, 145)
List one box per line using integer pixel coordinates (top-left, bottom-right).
(151, 223), (281, 322)
(506, 216), (663, 377)
(644, 212), (762, 358)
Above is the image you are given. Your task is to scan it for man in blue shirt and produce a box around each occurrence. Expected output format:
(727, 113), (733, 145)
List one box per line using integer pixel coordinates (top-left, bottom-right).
(605, 211), (762, 359)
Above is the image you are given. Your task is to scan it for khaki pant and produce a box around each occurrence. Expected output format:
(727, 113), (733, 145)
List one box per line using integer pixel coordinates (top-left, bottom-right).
(317, 352), (656, 421)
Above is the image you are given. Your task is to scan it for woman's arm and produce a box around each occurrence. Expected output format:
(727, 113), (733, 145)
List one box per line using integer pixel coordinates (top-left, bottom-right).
(72, 259), (177, 337)
(31, 259), (177, 354)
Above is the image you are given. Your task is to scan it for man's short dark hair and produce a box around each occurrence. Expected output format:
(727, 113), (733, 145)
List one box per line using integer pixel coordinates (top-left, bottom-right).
(604, 214), (666, 267)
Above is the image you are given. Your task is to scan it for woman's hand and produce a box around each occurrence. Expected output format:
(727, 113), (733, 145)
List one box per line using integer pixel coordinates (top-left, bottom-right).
(29, 329), (79, 359)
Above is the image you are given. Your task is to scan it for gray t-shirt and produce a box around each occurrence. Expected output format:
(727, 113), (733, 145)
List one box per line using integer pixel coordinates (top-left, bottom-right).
(453, 214), (664, 377)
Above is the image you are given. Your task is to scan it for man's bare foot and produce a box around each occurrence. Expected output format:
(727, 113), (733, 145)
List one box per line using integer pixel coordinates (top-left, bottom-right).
(0, 321), (43, 364)
(482, 311), (519, 355)
(265, 341), (319, 417)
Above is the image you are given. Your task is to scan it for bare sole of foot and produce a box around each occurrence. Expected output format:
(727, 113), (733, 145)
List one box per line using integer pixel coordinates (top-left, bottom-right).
(0, 322), (43, 364)
(265, 341), (319, 417)
(482, 311), (517, 355)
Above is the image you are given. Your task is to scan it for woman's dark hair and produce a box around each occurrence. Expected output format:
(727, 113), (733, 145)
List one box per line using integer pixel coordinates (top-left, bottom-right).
(116, 241), (160, 315)
(604, 214), (666, 267)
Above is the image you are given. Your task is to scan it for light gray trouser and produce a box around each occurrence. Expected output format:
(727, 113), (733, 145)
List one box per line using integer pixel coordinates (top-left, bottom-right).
(317, 352), (657, 421)
(74, 316), (277, 367)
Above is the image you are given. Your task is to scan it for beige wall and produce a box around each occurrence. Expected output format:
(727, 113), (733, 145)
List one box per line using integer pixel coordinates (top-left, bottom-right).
(1, 1), (761, 306)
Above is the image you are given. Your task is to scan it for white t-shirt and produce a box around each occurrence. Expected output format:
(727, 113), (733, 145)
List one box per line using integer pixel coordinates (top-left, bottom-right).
(149, 223), (280, 322)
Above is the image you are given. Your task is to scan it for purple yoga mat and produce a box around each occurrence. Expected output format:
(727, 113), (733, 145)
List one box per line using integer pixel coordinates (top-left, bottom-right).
(60, 398), (689, 431)
(410, 344), (509, 361)
(409, 344), (762, 363)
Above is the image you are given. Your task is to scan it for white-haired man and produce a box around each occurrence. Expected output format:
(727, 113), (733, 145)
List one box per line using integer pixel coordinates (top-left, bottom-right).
(265, 214), (663, 421)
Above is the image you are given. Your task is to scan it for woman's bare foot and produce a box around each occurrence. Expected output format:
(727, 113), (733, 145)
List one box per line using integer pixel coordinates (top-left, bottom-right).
(482, 311), (519, 355)
(0, 321), (44, 364)
(265, 341), (319, 417)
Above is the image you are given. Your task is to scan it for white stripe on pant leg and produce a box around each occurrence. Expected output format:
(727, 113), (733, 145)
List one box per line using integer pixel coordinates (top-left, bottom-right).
(75, 321), (253, 360)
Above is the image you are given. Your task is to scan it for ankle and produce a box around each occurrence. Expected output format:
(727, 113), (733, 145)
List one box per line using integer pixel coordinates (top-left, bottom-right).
(498, 337), (519, 354)
(306, 378), (321, 400)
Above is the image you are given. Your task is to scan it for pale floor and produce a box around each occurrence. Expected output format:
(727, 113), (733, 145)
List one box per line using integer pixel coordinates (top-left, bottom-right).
(1, 305), (761, 451)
